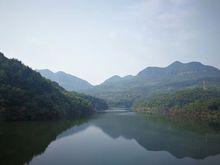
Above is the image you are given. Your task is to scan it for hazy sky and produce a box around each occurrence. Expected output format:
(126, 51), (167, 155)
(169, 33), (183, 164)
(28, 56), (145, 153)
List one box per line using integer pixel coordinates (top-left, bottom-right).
(0, 0), (220, 84)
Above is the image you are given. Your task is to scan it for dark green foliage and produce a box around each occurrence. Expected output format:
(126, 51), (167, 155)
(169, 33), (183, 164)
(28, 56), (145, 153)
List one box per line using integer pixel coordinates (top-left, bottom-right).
(0, 52), (94, 121)
(134, 88), (220, 111)
(69, 92), (108, 111)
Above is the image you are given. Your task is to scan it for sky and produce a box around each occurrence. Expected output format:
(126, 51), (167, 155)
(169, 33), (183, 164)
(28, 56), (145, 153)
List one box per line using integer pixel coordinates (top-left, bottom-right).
(0, 0), (220, 85)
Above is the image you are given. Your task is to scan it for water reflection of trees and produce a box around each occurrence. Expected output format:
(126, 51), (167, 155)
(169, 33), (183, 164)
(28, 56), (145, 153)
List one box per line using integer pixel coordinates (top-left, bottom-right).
(0, 120), (83, 165)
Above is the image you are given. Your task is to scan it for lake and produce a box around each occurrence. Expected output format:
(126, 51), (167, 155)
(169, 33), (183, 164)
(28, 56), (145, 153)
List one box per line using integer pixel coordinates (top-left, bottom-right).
(0, 111), (220, 165)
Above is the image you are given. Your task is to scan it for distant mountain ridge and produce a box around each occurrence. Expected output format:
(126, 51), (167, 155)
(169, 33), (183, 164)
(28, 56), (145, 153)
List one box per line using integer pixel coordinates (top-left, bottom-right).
(83, 61), (220, 107)
(37, 69), (93, 92)
(138, 61), (219, 78)
(36, 61), (220, 108)
(103, 61), (220, 86)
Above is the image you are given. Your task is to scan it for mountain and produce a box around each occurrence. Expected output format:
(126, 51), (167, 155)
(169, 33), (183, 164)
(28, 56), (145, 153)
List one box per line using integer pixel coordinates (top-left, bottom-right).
(102, 75), (122, 85)
(83, 61), (220, 107)
(37, 69), (93, 92)
(36, 69), (108, 110)
(55, 113), (220, 160)
(102, 75), (134, 86)
(0, 52), (94, 121)
(101, 61), (220, 88)
(138, 61), (220, 80)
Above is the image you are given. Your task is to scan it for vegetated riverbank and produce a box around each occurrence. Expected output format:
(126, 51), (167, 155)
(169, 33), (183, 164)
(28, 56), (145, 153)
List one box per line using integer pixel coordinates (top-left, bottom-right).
(133, 88), (220, 123)
(134, 108), (220, 125)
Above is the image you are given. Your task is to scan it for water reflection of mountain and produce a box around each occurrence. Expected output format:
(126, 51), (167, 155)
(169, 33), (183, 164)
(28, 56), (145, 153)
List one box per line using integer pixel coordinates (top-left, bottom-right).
(90, 113), (220, 159)
(53, 112), (220, 160)
(0, 121), (80, 165)
(1, 113), (220, 165)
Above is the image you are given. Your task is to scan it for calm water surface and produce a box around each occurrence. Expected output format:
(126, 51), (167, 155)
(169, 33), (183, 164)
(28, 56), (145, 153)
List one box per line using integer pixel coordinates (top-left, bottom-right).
(0, 111), (220, 165)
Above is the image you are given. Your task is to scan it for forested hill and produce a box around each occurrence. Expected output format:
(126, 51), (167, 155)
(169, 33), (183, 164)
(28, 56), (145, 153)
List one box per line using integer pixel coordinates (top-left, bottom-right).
(37, 69), (93, 92)
(0, 52), (95, 121)
(133, 88), (220, 121)
(83, 61), (220, 108)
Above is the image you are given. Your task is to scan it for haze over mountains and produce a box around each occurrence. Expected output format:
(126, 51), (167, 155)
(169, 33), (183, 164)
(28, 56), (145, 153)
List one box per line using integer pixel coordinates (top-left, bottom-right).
(37, 69), (92, 92)
(86, 61), (220, 107)
(38, 61), (220, 108)
(101, 61), (220, 87)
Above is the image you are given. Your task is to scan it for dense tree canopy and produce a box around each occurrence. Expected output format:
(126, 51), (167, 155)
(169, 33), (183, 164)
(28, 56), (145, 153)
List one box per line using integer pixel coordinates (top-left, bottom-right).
(133, 88), (220, 121)
(69, 92), (108, 111)
(134, 88), (220, 111)
(0, 52), (99, 121)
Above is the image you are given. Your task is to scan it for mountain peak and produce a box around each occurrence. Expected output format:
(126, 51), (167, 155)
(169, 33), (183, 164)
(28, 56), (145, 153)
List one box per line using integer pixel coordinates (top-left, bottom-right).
(38, 69), (53, 73)
(173, 61), (182, 64)
(187, 61), (203, 66)
(105, 75), (122, 80)
(56, 71), (66, 74)
(167, 61), (183, 68)
(102, 75), (122, 84)
(111, 75), (121, 79)
(56, 71), (68, 76)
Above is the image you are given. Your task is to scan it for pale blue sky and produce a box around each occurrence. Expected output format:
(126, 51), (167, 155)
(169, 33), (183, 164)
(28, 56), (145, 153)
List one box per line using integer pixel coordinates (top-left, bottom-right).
(0, 0), (220, 84)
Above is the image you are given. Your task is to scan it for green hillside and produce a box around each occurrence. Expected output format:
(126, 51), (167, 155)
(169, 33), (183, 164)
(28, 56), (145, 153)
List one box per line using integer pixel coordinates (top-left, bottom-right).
(70, 92), (108, 111)
(133, 88), (220, 121)
(0, 52), (94, 121)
